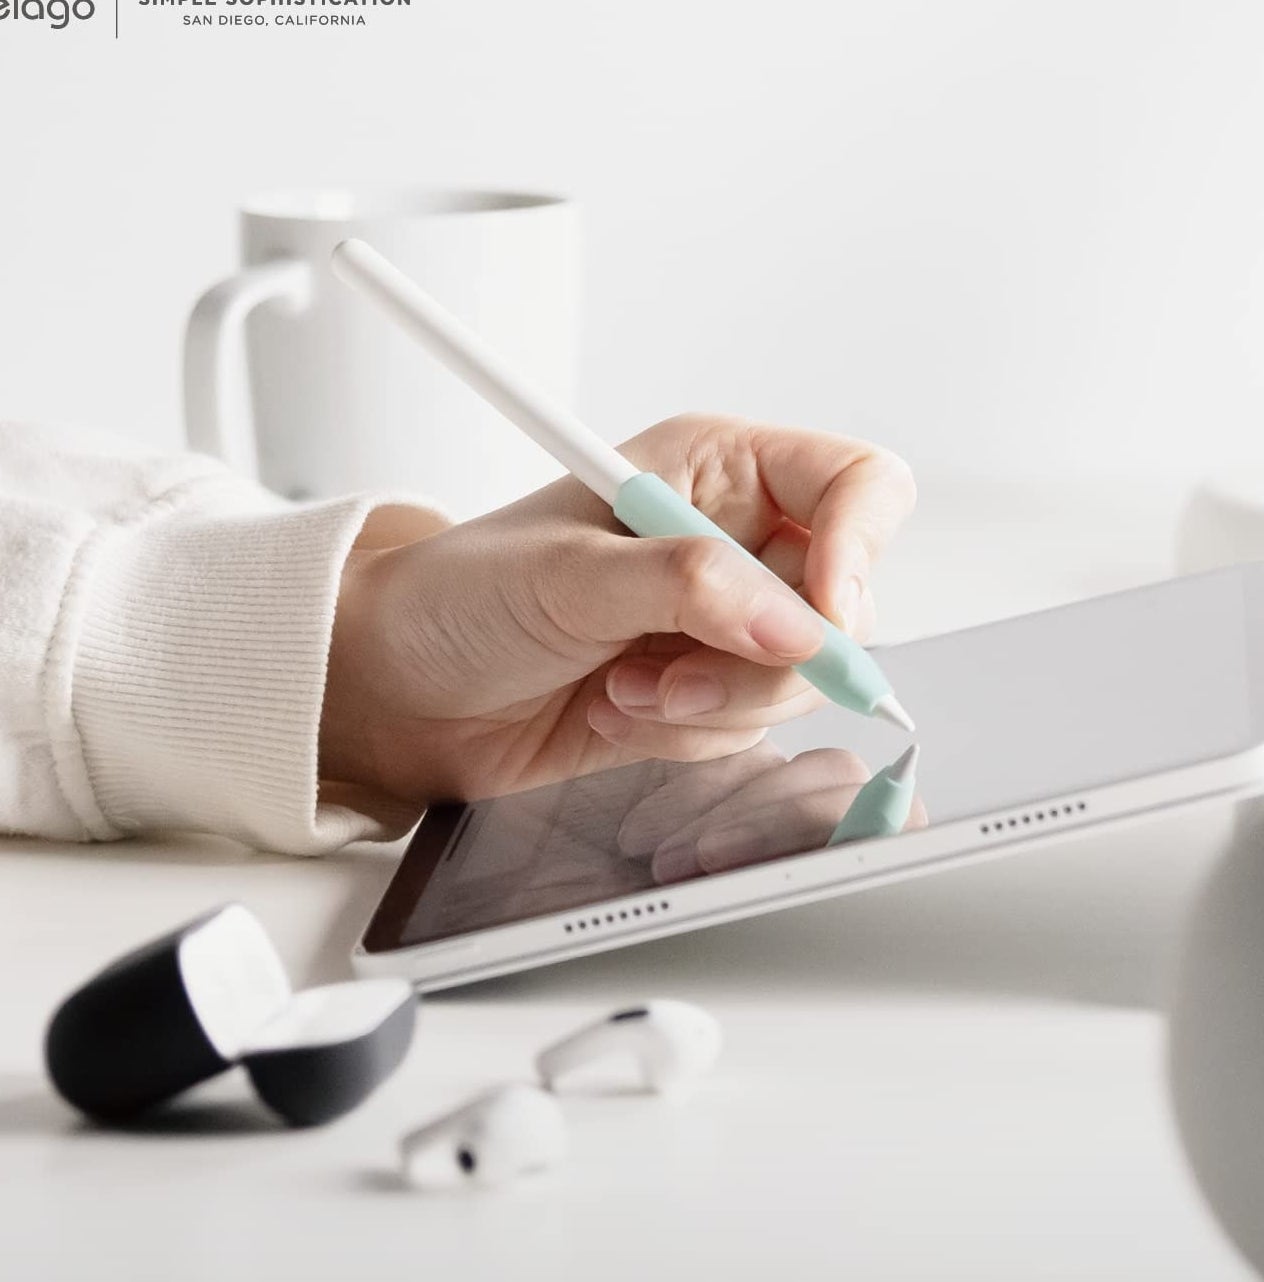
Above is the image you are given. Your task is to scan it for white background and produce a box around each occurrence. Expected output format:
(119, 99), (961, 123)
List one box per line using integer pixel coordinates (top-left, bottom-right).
(1, 0), (1263, 488)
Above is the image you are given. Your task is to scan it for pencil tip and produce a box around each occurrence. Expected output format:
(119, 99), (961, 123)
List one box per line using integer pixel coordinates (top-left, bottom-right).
(872, 694), (916, 733)
(886, 743), (920, 784)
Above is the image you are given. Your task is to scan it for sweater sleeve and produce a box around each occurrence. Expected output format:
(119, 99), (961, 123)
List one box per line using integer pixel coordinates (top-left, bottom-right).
(0, 421), (436, 854)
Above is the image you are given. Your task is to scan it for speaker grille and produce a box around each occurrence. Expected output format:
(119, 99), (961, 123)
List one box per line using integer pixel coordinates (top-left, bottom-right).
(979, 799), (1088, 836)
(562, 899), (672, 935)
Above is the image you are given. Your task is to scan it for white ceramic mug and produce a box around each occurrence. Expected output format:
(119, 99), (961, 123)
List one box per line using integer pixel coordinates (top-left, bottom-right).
(184, 188), (578, 517)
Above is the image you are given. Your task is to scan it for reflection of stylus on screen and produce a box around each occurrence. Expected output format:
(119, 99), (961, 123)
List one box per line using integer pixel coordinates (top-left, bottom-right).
(329, 237), (914, 732)
(829, 744), (920, 844)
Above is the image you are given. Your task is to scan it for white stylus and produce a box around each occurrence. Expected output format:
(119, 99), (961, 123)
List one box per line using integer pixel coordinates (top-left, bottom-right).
(330, 237), (914, 731)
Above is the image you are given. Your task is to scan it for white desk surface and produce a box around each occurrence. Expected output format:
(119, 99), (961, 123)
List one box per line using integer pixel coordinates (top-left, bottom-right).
(0, 478), (1254, 1281)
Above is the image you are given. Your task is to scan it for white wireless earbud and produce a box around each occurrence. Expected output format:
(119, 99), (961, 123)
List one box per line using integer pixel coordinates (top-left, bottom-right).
(535, 999), (721, 1097)
(396, 1002), (719, 1192)
(400, 1084), (568, 1192)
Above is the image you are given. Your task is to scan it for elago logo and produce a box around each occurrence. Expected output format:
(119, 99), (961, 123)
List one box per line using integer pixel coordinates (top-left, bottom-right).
(0, 0), (95, 27)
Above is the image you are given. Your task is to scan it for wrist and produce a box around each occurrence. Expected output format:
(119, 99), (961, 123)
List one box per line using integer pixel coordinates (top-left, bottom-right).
(321, 500), (453, 804)
(321, 545), (390, 793)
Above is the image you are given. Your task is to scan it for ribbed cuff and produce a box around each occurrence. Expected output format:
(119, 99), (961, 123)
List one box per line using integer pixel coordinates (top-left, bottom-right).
(62, 485), (416, 854)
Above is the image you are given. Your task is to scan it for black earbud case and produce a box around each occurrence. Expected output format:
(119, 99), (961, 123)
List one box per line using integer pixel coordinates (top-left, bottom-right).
(45, 904), (416, 1126)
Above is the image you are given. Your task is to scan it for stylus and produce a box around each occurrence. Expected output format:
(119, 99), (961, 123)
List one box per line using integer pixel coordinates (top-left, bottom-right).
(330, 237), (914, 731)
(828, 744), (920, 844)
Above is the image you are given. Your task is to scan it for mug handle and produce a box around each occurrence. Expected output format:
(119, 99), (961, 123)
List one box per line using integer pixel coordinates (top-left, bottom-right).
(183, 258), (313, 479)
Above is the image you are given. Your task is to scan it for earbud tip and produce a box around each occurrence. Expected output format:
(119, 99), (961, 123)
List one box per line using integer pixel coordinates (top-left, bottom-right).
(400, 1084), (567, 1192)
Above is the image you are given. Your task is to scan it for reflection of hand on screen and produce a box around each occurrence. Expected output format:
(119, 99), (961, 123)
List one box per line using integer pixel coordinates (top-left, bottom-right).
(616, 740), (787, 861)
(405, 744), (925, 942)
(644, 748), (928, 884)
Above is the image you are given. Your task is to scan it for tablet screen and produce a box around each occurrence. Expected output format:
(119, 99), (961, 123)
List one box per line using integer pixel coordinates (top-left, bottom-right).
(396, 567), (1263, 946)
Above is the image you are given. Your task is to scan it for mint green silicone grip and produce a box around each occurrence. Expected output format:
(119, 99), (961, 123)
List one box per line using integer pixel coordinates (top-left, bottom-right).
(827, 764), (916, 844)
(612, 471), (894, 718)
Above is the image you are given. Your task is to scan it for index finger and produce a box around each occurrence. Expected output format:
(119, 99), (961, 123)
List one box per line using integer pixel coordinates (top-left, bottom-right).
(748, 427), (916, 624)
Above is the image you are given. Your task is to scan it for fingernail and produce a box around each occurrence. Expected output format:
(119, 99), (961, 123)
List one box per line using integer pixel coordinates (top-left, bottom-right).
(608, 661), (663, 709)
(747, 592), (824, 659)
(587, 699), (631, 741)
(652, 841), (701, 884)
(696, 825), (767, 868)
(663, 675), (726, 721)
(838, 576), (864, 633)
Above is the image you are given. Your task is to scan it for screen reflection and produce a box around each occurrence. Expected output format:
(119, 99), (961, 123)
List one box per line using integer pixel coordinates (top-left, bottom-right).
(402, 742), (926, 945)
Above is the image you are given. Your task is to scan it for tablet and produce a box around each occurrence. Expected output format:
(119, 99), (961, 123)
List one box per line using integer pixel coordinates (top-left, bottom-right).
(354, 563), (1264, 991)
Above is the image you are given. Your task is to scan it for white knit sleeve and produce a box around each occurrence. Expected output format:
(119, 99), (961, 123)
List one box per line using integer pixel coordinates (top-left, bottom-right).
(0, 421), (433, 854)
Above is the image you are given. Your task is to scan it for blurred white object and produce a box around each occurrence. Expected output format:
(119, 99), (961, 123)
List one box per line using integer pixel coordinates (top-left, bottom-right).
(183, 187), (577, 517)
(1168, 795), (1264, 1273)
(536, 999), (722, 1098)
(400, 1084), (568, 1192)
(1176, 472), (1264, 575)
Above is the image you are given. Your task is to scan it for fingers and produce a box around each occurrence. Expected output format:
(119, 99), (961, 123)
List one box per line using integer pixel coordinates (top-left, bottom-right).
(649, 748), (872, 882)
(850, 581), (878, 644)
(586, 698), (767, 764)
(557, 531), (827, 668)
(604, 648), (826, 731)
(755, 519), (809, 585)
(616, 740), (787, 860)
(533, 422), (904, 678)
(751, 525), (878, 642)
(746, 426), (916, 625)
(733, 520), (875, 643)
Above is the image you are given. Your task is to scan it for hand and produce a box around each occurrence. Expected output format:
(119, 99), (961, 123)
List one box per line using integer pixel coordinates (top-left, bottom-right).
(617, 744), (928, 884)
(320, 413), (915, 807)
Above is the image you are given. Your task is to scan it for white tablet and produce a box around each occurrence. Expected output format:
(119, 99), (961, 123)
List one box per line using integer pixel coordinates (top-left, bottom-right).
(353, 562), (1264, 992)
